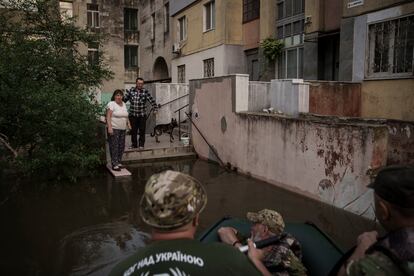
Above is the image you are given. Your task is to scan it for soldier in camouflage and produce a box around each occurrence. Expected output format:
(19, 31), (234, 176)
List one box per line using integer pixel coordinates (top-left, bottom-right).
(338, 166), (414, 276)
(218, 209), (307, 276)
(109, 170), (265, 276)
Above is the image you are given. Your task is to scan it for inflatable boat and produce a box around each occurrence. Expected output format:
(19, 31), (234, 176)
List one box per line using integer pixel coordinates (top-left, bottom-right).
(198, 217), (344, 276)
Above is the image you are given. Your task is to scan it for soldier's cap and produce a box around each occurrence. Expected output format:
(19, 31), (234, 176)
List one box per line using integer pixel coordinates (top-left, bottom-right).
(140, 170), (207, 230)
(368, 165), (414, 208)
(246, 209), (285, 235)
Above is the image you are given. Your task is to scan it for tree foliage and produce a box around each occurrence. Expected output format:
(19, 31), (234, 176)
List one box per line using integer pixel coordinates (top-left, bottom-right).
(0, 0), (113, 179)
(260, 37), (284, 62)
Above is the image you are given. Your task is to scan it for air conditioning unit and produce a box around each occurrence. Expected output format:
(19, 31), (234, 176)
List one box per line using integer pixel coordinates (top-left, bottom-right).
(172, 43), (181, 54)
(304, 15), (312, 25)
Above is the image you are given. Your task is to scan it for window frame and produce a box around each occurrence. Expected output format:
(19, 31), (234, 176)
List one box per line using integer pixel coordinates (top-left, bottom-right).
(179, 16), (187, 41)
(203, 58), (215, 78)
(87, 43), (99, 66)
(124, 45), (139, 69)
(87, 3), (100, 29)
(177, 64), (186, 83)
(124, 8), (138, 32)
(204, 1), (215, 32)
(164, 3), (170, 33)
(243, 0), (260, 23)
(366, 14), (414, 79)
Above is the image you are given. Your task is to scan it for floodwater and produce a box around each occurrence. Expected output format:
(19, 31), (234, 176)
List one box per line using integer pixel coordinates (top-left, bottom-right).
(0, 159), (381, 275)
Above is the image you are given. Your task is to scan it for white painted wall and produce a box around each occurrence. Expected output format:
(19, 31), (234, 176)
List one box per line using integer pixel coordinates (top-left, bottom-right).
(171, 44), (245, 83)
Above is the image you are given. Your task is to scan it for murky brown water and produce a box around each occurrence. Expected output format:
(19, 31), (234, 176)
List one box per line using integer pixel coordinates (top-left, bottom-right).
(0, 159), (381, 275)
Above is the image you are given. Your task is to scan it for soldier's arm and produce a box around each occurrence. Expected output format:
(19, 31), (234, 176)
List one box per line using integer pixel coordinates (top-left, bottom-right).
(347, 252), (403, 276)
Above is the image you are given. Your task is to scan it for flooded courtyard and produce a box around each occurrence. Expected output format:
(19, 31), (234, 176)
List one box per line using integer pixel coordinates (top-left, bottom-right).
(0, 159), (381, 275)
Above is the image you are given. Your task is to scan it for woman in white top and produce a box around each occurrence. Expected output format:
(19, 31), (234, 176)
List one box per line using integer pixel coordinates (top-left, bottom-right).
(106, 89), (129, 171)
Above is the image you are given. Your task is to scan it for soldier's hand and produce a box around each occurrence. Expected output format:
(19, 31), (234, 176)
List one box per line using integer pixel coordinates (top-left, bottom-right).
(356, 231), (378, 250)
(247, 239), (265, 261)
(217, 227), (238, 245)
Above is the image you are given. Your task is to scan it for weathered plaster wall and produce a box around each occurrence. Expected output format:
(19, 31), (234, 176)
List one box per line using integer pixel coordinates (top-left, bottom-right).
(387, 121), (414, 166)
(343, 0), (410, 18)
(140, 0), (172, 81)
(190, 75), (390, 218)
(361, 79), (414, 121)
(270, 79), (309, 116)
(309, 81), (361, 117)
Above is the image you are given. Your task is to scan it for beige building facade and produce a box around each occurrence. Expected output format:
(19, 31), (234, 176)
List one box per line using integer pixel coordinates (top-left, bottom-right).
(59, 0), (140, 95)
(339, 0), (414, 121)
(170, 0), (245, 83)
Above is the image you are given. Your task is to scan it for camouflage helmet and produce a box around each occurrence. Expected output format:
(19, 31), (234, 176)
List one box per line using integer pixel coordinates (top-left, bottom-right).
(246, 209), (285, 235)
(140, 170), (207, 230)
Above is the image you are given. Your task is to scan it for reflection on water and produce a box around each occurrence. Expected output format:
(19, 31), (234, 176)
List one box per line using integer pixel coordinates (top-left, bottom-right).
(0, 159), (380, 275)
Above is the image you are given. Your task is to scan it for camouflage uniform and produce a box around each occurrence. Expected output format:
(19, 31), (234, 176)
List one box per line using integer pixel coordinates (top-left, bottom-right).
(348, 226), (414, 276)
(110, 170), (262, 276)
(246, 209), (308, 276)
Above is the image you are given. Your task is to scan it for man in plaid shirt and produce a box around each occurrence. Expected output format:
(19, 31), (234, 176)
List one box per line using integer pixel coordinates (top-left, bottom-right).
(124, 77), (158, 149)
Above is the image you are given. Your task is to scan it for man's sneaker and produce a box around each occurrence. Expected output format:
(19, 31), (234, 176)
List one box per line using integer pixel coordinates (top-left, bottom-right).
(112, 165), (121, 171)
(139, 146), (144, 150)
(128, 146), (137, 150)
(118, 163), (124, 168)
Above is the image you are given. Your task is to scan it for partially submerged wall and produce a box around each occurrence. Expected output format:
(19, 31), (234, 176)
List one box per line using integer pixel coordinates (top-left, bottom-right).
(190, 75), (390, 218)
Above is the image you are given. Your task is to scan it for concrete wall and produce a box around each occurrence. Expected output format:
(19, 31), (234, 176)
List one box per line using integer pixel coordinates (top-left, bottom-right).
(343, 0), (408, 17)
(270, 79), (310, 116)
(361, 79), (414, 121)
(248, 81), (271, 112)
(309, 81), (361, 117)
(189, 75), (393, 218)
(171, 44), (245, 83)
(153, 83), (189, 125)
(259, 0), (277, 41)
(387, 121), (414, 166)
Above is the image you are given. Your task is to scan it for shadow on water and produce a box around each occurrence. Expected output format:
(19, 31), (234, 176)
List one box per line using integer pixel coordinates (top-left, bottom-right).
(0, 159), (381, 275)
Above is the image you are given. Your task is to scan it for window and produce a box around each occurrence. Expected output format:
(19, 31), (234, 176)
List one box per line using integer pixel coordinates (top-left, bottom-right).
(243, 0), (260, 23)
(203, 58), (214, 77)
(164, 3), (169, 33)
(204, 1), (215, 31)
(278, 47), (303, 78)
(88, 43), (99, 66)
(277, 0), (304, 19)
(367, 15), (414, 78)
(87, 4), (99, 28)
(124, 45), (138, 69)
(179, 16), (187, 41)
(124, 8), (138, 31)
(177, 65), (185, 83)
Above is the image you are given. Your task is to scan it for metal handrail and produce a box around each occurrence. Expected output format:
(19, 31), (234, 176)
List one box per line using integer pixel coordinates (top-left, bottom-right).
(159, 94), (189, 108)
(174, 104), (189, 140)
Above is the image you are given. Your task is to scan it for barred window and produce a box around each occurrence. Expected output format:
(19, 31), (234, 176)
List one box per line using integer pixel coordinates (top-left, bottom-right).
(243, 0), (260, 23)
(87, 4), (99, 28)
(203, 58), (214, 78)
(367, 15), (414, 78)
(177, 65), (185, 83)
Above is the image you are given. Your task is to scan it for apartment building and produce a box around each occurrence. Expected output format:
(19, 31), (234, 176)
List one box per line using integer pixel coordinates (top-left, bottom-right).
(59, 0), (140, 93)
(170, 0), (245, 83)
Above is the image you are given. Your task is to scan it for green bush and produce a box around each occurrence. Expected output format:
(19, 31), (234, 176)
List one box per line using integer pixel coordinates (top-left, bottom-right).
(0, 0), (113, 180)
(260, 38), (284, 62)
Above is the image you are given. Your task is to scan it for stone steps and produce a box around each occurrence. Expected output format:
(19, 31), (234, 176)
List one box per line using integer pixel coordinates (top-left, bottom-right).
(123, 145), (196, 163)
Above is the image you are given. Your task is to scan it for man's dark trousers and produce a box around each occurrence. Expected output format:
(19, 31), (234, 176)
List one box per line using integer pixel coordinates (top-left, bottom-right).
(129, 115), (146, 148)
